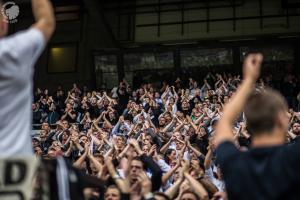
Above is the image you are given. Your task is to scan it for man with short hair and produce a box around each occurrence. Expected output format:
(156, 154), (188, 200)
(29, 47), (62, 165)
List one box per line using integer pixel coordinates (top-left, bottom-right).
(291, 122), (300, 136)
(215, 54), (300, 199)
(0, 0), (55, 155)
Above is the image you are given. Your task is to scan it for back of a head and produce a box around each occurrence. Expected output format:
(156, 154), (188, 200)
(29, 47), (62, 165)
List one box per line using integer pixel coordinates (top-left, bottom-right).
(244, 88), (288, 136)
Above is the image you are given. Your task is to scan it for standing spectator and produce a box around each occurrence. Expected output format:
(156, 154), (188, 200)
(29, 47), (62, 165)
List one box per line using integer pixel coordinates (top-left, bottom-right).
(33, 103), (42, 124)
(47, 103), (60, 125)
(0, 0), (55, 155)
(215, 54), (300, 199)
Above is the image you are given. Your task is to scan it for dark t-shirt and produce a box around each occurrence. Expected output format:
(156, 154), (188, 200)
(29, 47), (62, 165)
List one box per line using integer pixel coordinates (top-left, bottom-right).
(88, 104), (100, 120)
(65, 110), (77, 123)
(216, 139), (300, 200)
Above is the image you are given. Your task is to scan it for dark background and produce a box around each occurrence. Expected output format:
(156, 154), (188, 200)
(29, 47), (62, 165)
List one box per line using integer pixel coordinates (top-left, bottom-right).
(4, 0), (300, 90)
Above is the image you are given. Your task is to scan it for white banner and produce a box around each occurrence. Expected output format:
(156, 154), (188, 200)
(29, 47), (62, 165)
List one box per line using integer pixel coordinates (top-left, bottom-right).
(0, 157), (40, 200)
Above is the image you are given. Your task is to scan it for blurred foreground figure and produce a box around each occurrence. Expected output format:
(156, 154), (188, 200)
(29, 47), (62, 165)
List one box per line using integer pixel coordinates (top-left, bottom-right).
(215, 54), (300, 199)
(0, 0), (55, 155)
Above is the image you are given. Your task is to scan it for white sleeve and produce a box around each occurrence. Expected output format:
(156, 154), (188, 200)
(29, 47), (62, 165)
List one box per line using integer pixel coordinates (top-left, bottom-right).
(183, 151), (189, 160)
(11, 27), (45, 59)
(156, 159), (171, 172)
(1, 28), (45, 77)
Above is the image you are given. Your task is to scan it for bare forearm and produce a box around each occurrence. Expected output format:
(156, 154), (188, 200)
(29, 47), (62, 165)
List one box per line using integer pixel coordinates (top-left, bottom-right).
(160, 140), (171, 154)
(189, 145), (202, 157)
(241, 130), (250, 139)
(89, 156), (102, 170)
(75, 143), (84, 152)
(162, 120), (175, 133)
(64, 144), (73, 157)
(173, 123), (184, 132)
(222, 78), (254, 124)
(204, 149), (212, 169)
(165, 179), (182, 199)
(190, 121), (198, 132)
(91, 135), (102, 146)
(73, 153), (87, 168)
(93, 123), (103, 133)
(288, 131), (297, 139)
(200, 178), (219, 195)
(162, 166), (177, 184)
(216, 78), (255, 144)
(32, 0), (55, 40)
(184, 172), (208, 200)
(68, 112), (76, 119)
(118, 145), (129, 159)
(61, 113), (67, 120)
(103, 117), (113, 128)
(294, 113), (300, 121)
(105, 148), (114, 157)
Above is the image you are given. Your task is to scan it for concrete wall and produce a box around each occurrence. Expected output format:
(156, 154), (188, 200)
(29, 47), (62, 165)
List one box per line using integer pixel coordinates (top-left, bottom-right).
(8, 0), (300, 90)
(10, 0), (118, 91)
(135, 0), (300, 43)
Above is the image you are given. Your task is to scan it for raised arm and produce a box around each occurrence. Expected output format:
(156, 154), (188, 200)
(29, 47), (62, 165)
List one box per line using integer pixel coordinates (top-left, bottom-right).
(73, 146), (88, 169)
(64, 141), (74, 157)
(187, 116), (198, 132)
(204, 145), (213, 169)
(160, 136), (173, 154)
(67, 110), (76, 120)
(293, 111), (300, 121)
(32, 0), (56, 41)
(165, 172), (184, 199)
(103, 114), (113, 129)
(106, 158), (130, 194)
(184, 172), (209, 200)
(161, 118), (176, 133)
(162, 160), (180, 184)
(87, 150), (103, 178)
(215, 54), (262, 146)
(194, 113), (205, 125)
(64, 92), (70, 104)
(173, 121), (185, 133)
(187, 141), (203, 157)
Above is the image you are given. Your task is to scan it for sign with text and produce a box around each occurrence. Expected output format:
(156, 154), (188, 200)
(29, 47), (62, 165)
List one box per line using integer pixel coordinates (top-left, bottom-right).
(0, 157), (40, 200)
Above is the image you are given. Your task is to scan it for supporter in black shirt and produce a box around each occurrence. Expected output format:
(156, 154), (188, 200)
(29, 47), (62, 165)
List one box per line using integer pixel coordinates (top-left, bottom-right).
(217, 139), (300, 200)
(33, 103), (42, 124)
(178, 100), (192, 116)
(117, 81), (130, 110)
(61, 103), (77, 123)
(88, 96), (100, 119)
(215, 54), (300, 200)
(47, 103), (60, 125)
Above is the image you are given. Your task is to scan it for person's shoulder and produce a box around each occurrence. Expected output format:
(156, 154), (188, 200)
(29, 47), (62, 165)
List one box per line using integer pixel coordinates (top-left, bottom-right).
(216, 141), (239, 153)
(216, 141), (240, 167)
(2, 28), (44, 45)
(0, 28), (45, 62)
(284, 137), (300, 156)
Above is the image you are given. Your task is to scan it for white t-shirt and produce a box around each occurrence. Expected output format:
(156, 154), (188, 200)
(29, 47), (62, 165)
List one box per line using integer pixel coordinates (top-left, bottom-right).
(205, 165), (226, 191)
(0, 28), (45, 155)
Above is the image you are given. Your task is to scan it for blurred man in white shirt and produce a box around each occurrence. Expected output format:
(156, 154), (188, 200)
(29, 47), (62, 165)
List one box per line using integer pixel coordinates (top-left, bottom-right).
(0, 0), (55, 155)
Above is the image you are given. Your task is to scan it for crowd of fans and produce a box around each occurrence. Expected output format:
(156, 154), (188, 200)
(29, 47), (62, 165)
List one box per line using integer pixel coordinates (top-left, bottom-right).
(32, 72), (300, 200)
